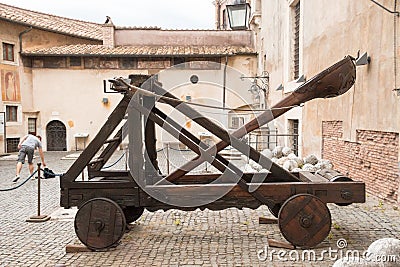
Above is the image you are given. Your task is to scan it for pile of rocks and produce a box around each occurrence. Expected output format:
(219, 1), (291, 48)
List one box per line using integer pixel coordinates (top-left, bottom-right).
(242, 146), (333, 173)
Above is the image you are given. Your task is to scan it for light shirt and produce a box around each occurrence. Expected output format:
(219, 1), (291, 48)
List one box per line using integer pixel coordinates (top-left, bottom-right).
(21, 134), (42, 149)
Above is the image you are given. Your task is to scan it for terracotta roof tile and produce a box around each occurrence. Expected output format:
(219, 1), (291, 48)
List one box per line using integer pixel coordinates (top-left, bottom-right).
(0, 3), (103, 40)
(22, 44), (256, 56)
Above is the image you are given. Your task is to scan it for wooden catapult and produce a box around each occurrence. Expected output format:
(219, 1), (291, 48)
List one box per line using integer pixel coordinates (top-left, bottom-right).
(60, 56), (365, 250)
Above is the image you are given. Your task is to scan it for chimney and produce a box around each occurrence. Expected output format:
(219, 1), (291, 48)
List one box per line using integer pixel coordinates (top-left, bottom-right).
(102, 16), (115, 48)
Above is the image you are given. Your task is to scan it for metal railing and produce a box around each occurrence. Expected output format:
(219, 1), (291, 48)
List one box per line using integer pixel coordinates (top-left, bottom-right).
(247, 129), (299, 155)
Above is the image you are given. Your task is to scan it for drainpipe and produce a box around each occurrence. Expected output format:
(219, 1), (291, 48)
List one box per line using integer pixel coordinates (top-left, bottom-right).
(19, 26), (32, 53)
(216, 1), (221, 30)
(223, 55), (228, 108)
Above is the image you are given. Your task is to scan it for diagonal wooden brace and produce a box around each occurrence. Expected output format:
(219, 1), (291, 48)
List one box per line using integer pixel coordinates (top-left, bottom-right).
(149, 84), (300, 184)
(161, 56), (356, 182)
(61, 94), (132, 184)
(129, 97), (276, 207)
(130, 98), (232, 178)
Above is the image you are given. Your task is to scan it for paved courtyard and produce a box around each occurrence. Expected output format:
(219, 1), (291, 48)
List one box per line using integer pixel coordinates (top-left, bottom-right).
(0, 151), (399, 266)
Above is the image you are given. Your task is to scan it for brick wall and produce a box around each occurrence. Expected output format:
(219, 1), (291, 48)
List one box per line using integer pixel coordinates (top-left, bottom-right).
(322, 121), (400, 202)
(102, 24), (115, 48)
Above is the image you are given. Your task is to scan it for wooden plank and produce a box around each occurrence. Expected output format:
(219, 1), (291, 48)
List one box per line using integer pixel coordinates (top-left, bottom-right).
(87, 170), (130, 178)
(140, 181), (365, 205)
(89, 126), (123, 171)
(88, 158), (104, 165)
(66, 244), (92, 253)
(62, 181), (138, 189)
(62, 187), (140, 208)
(61, 95), (131, 185)
(267, 239), (295, 249)
(105, 137), (121, 143)
(173, 173), (287, 184)
(128, 94), (144, 182)
(259, 217), (278, 224)
(298, 171), (328, 183)
(143, 96), (160, 181)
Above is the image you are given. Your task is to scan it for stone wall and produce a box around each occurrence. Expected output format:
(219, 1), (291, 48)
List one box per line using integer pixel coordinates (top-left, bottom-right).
(322, 120), (399, 203)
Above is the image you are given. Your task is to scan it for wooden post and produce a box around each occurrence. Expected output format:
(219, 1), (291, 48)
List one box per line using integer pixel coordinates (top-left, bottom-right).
(128, 94), (144, 183)
(26, 163), (50, 222)
(37, 163), (41, 216)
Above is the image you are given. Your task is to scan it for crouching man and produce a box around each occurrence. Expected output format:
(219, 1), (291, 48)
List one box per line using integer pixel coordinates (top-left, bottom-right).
(13, 134), (46, 182)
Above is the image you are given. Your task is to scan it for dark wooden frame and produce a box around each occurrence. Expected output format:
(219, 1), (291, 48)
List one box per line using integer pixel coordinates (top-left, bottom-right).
(60, 56), (364, 214)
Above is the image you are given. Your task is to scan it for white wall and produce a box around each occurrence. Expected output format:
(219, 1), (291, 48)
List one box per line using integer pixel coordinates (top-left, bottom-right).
(32, 68), (148, 151)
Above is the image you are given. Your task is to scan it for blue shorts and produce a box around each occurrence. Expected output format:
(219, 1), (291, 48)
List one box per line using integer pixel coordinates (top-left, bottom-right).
(17, 146), (35, 164)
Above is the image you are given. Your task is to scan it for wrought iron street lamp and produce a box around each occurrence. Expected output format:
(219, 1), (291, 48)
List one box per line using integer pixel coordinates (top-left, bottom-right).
(226, 3), (251, 30)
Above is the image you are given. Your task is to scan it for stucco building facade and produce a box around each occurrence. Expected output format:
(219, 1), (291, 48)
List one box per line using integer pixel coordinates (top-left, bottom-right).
(0, 3), (257, 154)
(216, 0), (399, 202)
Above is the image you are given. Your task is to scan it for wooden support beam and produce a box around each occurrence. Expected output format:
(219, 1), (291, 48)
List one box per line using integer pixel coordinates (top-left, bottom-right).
(259, 217), (278, 224)
(61, 95), (131, 185)
(267, 239), (295, 249)
(104, 137), (122, 144)
(143, 96), (160, 182)
(147, 85), (299, 185)
(140, 181), (365, 206)
(88, 158), (104, 165)
(150, 84), (299, 184)
(128, 94), (144, 183)
(129, 99), (231, 178)
(298, 171), (329, 183)
(129, 97), (276, 207)
(90, 122), (129, 172)
(152, 107), (254, 183)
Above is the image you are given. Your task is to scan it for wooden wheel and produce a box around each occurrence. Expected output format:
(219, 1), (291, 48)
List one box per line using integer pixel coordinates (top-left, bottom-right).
(74, 198), (126, 250)
(331, 176), (354, 206)
(123, 206), (144, 224)
(278, 194), (331, 248)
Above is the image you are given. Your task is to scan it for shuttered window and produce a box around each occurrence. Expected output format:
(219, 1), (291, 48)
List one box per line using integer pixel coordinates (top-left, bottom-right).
(2, 43), (14, 62)
(6, 106), (18, 122)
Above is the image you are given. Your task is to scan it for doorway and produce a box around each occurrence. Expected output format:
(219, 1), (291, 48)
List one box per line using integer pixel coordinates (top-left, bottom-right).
(46, 120), (67, 151)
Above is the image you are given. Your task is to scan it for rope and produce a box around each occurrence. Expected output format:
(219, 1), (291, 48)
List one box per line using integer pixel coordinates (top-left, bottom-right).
(116, 78), (304, 112)
(0, 170), (38, 192)
(101, 152), (126, 169)
(156, 147), (192, 152)
(168, 147), (192, 152)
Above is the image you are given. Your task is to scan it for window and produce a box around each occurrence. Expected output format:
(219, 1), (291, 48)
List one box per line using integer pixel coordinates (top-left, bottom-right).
(6, 106), (18, 122)
(288, 119), (299, 155)
(292, 1), (301, 79)
(28, 118), (37, 135)
(231, 116), (245, 129)
(119, 57), (136, 69)
(6, 138), (20, 153)
(43, 57), (66, 68)
(173, 57), (186, 66)
(69, 57), (82, 67)
(2, 43), (14, 61)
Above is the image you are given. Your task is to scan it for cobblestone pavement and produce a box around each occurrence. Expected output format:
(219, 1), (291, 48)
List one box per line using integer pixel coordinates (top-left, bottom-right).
(0, 151), (399, 266)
